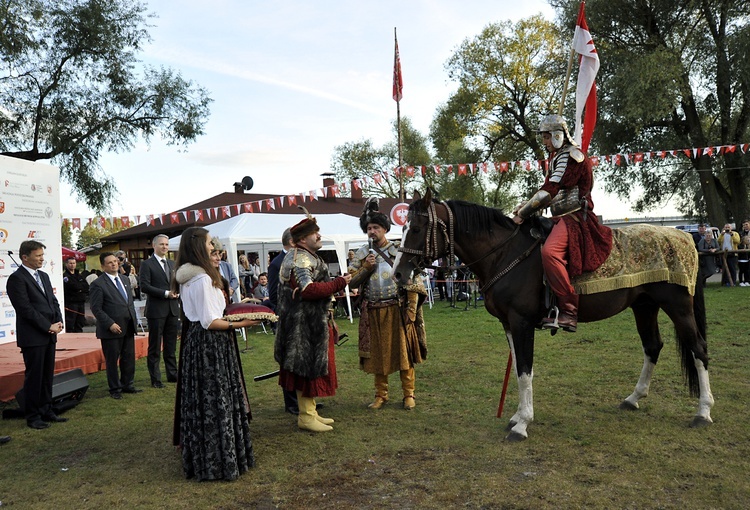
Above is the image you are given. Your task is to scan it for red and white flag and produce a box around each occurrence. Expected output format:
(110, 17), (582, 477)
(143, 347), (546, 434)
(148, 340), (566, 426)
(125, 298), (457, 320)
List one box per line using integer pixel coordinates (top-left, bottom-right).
(393, 31), (403, 102)
(572, 1), (599, 153)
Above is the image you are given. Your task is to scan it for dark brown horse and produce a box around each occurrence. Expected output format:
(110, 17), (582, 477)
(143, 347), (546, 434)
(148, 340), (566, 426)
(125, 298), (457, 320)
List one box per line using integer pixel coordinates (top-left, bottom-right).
(393, 189), (714, 441)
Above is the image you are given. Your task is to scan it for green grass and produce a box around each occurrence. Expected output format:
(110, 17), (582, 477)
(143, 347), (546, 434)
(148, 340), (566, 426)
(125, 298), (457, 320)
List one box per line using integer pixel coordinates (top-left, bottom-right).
(1, 282), (749, 509)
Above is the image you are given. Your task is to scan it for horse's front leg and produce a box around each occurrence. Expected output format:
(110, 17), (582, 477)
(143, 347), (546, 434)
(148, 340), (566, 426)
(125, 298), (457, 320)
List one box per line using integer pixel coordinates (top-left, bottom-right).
(503, 324), (534, 442)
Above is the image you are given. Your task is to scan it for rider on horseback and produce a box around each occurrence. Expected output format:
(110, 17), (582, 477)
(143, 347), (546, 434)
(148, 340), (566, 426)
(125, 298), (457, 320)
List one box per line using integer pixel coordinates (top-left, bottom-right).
(512, 114), (613, 332)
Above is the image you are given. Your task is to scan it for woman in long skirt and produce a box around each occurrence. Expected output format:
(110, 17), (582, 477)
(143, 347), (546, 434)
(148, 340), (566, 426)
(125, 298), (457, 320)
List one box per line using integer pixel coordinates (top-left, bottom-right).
(173, 227), (256, 481)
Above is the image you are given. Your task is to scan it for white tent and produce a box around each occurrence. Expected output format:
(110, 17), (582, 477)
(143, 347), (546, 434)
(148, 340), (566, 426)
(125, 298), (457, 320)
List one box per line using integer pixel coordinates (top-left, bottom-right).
(168, 213), (399, 308)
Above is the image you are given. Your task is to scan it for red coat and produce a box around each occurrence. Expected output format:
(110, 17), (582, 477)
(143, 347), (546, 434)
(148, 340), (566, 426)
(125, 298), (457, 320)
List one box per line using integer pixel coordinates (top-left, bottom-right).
(540, 148), (612, 277)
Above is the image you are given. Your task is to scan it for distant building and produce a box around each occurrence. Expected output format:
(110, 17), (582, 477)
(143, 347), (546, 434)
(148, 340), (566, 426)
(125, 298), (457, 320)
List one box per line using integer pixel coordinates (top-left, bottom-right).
(101, 177), (402, 272)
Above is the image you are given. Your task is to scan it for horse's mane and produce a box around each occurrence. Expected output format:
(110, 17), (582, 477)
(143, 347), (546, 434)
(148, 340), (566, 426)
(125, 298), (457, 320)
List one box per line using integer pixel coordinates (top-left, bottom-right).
(444, 199), (516, 234)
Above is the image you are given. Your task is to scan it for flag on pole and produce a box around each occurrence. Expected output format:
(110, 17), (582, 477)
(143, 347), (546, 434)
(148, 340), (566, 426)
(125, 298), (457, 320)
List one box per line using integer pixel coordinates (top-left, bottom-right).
(393, 32), (403, 102)
(572, 1), (599, 153)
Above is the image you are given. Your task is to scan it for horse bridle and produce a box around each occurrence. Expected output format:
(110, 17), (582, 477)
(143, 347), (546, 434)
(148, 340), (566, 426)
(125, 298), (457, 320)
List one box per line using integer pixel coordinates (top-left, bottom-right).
(398, 200), (456, 269)
(398, 200), (542, 294)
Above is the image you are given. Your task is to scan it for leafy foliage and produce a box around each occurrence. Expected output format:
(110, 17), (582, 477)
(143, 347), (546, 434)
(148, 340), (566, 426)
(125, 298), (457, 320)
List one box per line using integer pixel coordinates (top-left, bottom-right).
(331, 117), (431, 199)
(551, 0), (750, 224)
(0, 0), (212, 212)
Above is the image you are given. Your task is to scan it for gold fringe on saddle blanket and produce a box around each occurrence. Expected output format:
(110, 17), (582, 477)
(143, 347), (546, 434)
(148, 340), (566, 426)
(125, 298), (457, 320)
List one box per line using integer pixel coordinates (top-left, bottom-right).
(572, 224), (698, 296)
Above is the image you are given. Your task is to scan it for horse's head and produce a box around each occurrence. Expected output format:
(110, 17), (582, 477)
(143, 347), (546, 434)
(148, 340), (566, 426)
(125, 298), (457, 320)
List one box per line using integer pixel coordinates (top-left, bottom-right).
(393, 188), (450, 285)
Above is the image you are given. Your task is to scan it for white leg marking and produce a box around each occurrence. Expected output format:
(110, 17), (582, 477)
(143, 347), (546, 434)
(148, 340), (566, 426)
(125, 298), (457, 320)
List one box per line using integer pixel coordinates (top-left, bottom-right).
(694, 356), (714, 423)
(505, 330), (533, 438)
(623, 355), (655, 409)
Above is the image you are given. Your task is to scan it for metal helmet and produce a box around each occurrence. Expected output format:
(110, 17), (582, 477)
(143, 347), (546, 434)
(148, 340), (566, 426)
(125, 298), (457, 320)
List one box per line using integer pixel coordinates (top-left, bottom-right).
(537, 114), (575, 149)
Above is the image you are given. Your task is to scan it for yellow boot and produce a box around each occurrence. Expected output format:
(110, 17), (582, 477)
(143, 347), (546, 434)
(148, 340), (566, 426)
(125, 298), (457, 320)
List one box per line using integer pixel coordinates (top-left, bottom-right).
(401, 368), (415, 410)
(368, 374), (389, 409)
(312, 399), (334, 425)
(296, 391), (332, 432)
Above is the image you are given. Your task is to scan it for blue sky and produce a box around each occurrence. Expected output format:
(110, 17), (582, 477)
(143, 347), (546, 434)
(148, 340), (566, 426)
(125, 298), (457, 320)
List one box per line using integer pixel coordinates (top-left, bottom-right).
(59, 0), (676, 222)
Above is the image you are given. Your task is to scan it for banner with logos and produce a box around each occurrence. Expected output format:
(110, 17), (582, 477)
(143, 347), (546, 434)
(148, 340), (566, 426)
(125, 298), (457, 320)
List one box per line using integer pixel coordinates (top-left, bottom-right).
(0, 156), (64, 344)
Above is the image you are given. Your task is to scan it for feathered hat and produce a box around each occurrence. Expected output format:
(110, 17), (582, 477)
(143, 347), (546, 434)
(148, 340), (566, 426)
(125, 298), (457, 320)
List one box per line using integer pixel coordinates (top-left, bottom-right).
(290, 206), (319, 243)
(359, 197), (391, 233)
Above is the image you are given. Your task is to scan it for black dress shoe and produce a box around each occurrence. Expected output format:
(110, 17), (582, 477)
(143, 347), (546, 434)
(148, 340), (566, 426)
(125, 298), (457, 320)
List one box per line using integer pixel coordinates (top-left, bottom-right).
(28, 420), (50, 429)
(110, 392), (123, 400)
(0, 435), (12, 444)
(122, 387), (143, 394)
(285, 406), (299, 415)
(152, 381), (165, 389)
(42, 414), (68, 423)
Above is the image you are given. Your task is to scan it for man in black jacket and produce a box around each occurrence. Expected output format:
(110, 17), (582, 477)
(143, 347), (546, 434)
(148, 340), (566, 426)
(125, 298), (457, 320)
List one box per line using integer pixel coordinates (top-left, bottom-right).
(63, 256), (89, 332)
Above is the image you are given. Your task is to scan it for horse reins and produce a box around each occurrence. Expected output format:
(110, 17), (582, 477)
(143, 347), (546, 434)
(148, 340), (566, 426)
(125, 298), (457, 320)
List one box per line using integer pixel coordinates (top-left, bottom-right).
(399, 200), (542, 294)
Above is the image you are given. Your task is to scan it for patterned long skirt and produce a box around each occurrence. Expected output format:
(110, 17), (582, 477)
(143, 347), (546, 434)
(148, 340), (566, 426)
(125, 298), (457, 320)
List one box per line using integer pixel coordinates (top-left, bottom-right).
(178, 323), (254, 481)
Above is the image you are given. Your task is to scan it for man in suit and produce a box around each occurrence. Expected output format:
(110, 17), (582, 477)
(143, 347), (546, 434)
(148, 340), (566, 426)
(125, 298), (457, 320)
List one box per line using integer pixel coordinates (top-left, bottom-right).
(89, 252), (141, 399)
(6, 240), (66, 429)
(139, 234), (180, 388)
(267, 228), (299, 414)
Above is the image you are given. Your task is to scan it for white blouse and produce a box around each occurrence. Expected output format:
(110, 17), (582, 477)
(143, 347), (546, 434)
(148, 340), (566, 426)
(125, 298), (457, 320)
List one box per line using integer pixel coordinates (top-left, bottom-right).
(180, 273), (226, 330)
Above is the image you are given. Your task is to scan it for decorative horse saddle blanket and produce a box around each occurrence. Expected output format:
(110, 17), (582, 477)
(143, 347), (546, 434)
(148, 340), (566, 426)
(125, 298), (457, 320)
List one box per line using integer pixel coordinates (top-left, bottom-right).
(572, 224), (698, 296)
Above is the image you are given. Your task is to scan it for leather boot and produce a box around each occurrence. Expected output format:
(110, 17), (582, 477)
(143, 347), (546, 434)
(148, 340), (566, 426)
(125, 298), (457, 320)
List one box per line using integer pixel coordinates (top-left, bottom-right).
(312, 398), (334, 425)
(400, 368), (415, 410)
(368, 374), (389, 409)
(557, 293), (579, 332)
(296, 391), (332, 432)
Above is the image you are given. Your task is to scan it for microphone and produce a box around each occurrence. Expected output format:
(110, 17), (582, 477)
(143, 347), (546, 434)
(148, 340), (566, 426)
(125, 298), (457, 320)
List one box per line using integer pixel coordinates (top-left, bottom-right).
(368, 238), (375, 255)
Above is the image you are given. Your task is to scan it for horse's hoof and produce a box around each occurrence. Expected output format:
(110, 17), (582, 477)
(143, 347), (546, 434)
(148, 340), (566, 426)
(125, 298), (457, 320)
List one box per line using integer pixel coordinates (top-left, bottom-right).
(690, 416), (713, 428)
(619, 400), (639, 411)
(504, 420), (517, 432)
(505, 431), (528, 442)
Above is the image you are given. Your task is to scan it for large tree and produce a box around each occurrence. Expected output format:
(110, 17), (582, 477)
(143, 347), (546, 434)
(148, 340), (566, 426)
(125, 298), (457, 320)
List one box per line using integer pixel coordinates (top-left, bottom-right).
(431, 15), (567, 207)
(0, 0), (212, 212)
(551, 0), (750, 225)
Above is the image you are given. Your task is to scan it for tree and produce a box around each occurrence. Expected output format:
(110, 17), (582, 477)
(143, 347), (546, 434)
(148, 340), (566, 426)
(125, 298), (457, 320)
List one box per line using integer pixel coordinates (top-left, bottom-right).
(551, 0), (750, 225)
(76, 220), (126, 249)
(61, 218), (73, 248)
(431, 15), (567, 208)
(0, 0), (212, 212)
(331, 117), (432, 198)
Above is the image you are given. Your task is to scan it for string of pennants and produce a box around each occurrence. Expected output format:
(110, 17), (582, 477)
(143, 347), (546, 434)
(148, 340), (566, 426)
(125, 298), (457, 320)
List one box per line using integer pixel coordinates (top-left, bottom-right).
(62, 141), (749, 231)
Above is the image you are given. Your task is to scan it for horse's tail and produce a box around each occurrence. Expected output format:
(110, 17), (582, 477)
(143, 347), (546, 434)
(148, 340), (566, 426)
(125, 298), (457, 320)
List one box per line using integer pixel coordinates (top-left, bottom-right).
(678, 272), (706, 398)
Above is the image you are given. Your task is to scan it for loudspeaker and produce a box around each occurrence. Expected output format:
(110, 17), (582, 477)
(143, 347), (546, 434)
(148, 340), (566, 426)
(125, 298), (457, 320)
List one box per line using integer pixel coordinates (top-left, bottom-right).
(15, 368), (89, 414)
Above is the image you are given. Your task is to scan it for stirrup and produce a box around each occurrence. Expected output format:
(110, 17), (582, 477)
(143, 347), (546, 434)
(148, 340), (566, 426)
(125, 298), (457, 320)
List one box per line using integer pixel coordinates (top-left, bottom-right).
(541, 306), (560, 330)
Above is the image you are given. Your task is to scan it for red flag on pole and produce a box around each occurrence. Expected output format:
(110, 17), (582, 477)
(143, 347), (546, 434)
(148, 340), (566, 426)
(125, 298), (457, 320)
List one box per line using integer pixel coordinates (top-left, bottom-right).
(393, 33), (403, 102)
(572, 1), (599, 153)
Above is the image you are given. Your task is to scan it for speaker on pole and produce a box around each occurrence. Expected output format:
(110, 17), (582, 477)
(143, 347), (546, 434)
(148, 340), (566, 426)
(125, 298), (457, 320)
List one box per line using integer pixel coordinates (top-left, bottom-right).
(14, 368), (89, 414)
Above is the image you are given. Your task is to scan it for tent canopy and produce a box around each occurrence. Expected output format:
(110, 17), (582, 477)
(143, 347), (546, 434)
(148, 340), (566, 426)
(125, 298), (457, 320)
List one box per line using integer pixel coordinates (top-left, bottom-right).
(62, 246), (87, 262)
(167, 213), (400, 301)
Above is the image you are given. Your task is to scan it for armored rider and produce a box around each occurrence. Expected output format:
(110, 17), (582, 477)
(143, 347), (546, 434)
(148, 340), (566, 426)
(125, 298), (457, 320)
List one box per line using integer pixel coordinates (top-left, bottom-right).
(512, 114), (612, 332)
(348, 198), (427, 410)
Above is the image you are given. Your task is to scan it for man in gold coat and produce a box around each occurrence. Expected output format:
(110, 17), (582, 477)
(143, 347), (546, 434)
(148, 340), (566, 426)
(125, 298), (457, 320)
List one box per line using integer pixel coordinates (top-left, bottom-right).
(349, 198), (427, 410)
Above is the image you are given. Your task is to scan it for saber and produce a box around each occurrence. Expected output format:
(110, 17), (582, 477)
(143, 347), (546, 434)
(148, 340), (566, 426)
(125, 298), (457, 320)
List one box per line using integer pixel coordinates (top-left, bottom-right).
(254, 334), (349, 382)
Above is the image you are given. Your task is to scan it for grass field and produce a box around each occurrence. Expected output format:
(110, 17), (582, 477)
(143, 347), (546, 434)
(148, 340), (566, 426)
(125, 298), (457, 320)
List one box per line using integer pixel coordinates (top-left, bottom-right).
(1, 282), (748, 509)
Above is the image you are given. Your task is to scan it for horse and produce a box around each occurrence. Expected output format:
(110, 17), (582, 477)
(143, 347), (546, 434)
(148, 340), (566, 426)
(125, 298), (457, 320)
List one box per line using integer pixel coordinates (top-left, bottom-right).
(392, 189), (714, 441)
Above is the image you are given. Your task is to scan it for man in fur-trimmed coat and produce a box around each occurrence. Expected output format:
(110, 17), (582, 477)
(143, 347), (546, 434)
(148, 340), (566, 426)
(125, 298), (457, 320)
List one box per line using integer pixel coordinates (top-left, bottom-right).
(274, 212), (351, 433)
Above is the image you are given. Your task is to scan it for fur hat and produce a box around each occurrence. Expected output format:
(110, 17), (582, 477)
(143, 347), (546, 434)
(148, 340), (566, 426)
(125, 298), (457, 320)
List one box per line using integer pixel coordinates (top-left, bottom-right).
(290, 206), (320, 243)
(359, 197), (391, 233)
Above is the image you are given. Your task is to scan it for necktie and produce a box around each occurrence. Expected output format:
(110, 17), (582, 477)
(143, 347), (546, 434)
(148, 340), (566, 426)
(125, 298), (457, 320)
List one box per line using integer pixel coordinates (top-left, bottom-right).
(34, 271), (45, 294)
(115, 276), (128, 301)
(161, 259), (171, 282)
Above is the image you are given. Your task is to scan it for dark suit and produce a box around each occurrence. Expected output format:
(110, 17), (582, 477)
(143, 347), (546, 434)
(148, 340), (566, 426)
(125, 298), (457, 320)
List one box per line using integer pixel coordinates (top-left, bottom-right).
(139, 255), (180, 384)
(6, 266), (63, 424)
(89, 273), (138, 394)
